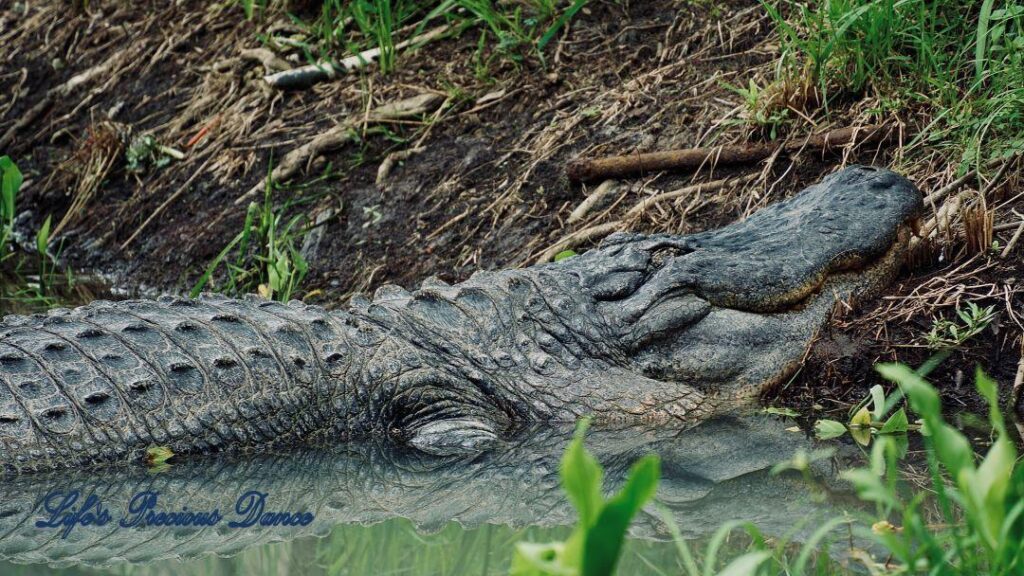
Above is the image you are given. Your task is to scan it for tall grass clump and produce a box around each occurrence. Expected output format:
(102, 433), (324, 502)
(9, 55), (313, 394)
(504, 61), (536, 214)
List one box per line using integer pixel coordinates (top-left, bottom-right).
(192, 174), (310, 302)
(236, 0), (591, 72)
(762, 0), (1024, 170)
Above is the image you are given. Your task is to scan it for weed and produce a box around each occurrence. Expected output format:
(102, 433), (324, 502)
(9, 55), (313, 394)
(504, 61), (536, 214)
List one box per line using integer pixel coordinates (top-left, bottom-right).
(510, 419), (660, 576)
(925, 301), (997, 349)
(192, 167), (311, 302)
(762, 1), (1024, 169)
(0, 155), (22, 260)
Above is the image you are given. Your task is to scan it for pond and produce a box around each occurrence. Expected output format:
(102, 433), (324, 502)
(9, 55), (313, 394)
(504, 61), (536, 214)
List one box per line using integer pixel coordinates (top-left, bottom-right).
(0, 415), (866, 575)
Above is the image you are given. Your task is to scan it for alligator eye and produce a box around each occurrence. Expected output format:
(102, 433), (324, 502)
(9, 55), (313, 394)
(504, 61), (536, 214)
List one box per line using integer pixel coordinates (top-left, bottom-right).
(385, 370), (513, 457)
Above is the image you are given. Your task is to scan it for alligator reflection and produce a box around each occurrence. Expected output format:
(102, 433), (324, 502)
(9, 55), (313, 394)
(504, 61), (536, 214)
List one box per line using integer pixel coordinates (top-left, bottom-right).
(0, 415), (860, 571)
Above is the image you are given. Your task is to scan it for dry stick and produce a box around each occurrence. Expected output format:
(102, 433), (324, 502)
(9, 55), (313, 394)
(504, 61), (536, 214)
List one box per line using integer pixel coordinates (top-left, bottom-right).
(0, 56), (121, 150)
(923, 151), (1022, 205)
(1012, 341), (1024, 414)
(568, 179), (619, 224)
(623, 172), (759, 219)
(263, 25), (450, 90)
(538, 174), (753, 263)
(566, 124), (890, 182)
(234, 93), (444, 205)
(120, 155), (215, 251)
(1001, 217), (1024, 258)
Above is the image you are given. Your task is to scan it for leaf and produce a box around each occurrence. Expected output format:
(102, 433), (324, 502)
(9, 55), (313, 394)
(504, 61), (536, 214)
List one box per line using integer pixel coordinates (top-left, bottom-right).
(560, 418), (603, 529)
(869, 385), (886, 420)
(145, 445), (174, 467)
(36, 215), (52, 256)
(850, 406), (872, 428)
(714, 551), (772, 576)
(582, 455), (660, 576)
(0, 155), (22, 221)
(814, 419), (847, 440)
(879, 408), (909, 434)
(850, 426), (872, 447)
(554, 250), (578, 262)
(510, 542), (574, 576)
(763, 406), (800, 417)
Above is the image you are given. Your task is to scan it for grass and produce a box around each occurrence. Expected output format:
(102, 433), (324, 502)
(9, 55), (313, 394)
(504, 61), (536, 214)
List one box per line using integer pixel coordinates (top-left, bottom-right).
(238, 0), (591, 73)
(757, 0), (1024, 171)
(523, 360), (1022, 576)
(191, 165), (314, 302)
(0, 156), (76, 312)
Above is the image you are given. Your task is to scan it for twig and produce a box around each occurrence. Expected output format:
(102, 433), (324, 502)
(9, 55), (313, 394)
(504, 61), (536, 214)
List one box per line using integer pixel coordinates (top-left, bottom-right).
(239, 47), (292, 74)
(234, 93), (444, 205)
(623, 172), (759, 219)
(568, 179), (619, 224)
(536, 222), (622, 264)
(1001, 217), (1024, 258)
(377, 146), (425, 185)
(120, 155), (215, 250)
(1012, 341), (1024, 414)
(566, 124), (890, 182)
(263, 25), (450, 90)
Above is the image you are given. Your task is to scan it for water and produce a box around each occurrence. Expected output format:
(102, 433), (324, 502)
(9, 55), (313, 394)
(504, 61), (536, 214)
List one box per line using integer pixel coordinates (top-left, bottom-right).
(0, 415), (863, 575)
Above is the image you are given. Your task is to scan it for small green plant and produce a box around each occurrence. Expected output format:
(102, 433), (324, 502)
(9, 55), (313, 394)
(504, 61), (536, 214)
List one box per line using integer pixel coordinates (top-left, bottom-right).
(192, 167), (310, 302)
(0, 155), (22, 260)
(925, 301), (997, 349)
(125, 134), (183, 173)
(510, 419), (660, 576)
(848, 363), (1024, 574)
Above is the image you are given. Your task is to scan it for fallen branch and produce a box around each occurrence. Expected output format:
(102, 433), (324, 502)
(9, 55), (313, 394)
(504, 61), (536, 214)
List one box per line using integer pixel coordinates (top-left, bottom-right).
(1012, 341), (1024, 414)
(568, 179), (618, 224)
(377, 146), (425, 185)
(566, 124), (890, 182)
(536, 222), (622, 264)
(235, 93), (444, 205)
(1001, 213), (1024, 258)
(239, 47), (292, 74)
(0, 57), (121, 150)
(263, 25), (450, 90)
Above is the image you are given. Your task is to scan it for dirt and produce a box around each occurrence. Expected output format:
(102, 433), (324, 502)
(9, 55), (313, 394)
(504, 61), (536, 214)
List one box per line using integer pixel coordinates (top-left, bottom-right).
(1, 0), (1021, 416)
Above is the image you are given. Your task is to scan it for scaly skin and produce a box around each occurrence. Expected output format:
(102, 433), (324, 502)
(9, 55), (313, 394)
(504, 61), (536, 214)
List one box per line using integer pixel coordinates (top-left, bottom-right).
(0, 166), (922, 473)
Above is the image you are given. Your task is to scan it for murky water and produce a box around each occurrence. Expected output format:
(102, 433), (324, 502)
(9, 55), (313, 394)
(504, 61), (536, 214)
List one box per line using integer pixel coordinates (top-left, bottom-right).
(0, 415), (864, 575)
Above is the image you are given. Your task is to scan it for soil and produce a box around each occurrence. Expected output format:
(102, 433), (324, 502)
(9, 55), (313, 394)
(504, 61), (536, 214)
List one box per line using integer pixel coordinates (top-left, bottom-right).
(1, 0), (1021, 417)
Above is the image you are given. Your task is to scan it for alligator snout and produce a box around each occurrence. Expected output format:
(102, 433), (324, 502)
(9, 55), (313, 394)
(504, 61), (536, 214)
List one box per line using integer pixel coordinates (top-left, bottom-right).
(0, 166), (922, 473)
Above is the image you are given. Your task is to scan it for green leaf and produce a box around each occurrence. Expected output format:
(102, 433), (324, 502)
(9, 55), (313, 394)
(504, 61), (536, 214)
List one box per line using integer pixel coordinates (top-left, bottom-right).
(36, 214), (52, 256)
(0, 155), (22, 222)
(763, 406), (800, 417)
(879, 408), (909, 434)
(560, 418), (603, 529)
(814, 419), (847, 440)
(714, 551), (772, 576)
(582, 455), (660, 576)
(869, 385), (886, 420)
(145, 445), (175, 467)
(850, 405), (872, 428)
(554, 250), (578, 262)
(511, 542), (574, 576)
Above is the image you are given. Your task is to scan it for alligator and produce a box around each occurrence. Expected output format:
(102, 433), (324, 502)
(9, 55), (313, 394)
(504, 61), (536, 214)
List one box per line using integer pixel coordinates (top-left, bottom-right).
(0, 166), (922, 474)
(0, 416), (853, 568)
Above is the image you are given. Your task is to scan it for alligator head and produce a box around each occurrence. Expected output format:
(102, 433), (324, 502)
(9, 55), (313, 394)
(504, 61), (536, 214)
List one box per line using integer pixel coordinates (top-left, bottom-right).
(0, 166), (921, 472)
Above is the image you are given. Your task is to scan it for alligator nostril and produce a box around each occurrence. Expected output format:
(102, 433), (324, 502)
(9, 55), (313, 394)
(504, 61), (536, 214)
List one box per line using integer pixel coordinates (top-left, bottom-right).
(84, 391), (110, 405)
(42, 407), (68, 420)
